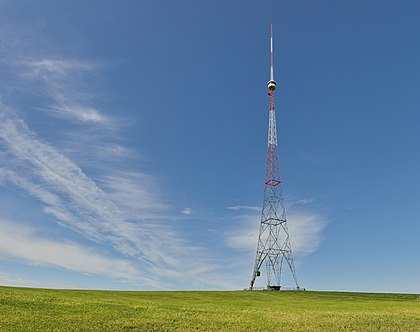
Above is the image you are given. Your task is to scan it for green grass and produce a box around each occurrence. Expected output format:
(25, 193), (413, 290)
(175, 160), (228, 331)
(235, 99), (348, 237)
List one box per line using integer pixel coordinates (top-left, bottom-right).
(0, 286), (419, 331)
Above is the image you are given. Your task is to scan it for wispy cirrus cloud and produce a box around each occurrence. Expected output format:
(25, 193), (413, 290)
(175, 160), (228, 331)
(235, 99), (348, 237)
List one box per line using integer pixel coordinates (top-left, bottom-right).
(98, 171), (168, 220)
(0, 102), (223, 288)
(294, 198), (315, 205)
(47, 104), (110, 124)
(0, 52), (203, 287)
(0, 271), (77, 289)
(182, 208), (192, 215)
(21, 58), (114, 126)
(25, 59), (97, 78)
(0, 25), (223, 289)
(0, 218), (145, 283)
(0, 105), (170, 261)
(227, 205), (261, 212)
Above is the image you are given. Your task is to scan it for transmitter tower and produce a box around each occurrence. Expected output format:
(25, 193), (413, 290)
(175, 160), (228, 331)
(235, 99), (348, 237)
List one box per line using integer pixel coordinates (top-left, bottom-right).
(250, 25), (299, 290)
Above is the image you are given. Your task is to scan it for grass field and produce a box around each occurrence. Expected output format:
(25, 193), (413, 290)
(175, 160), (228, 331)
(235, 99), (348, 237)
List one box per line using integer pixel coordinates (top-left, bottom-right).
(0, 286), (419, 331)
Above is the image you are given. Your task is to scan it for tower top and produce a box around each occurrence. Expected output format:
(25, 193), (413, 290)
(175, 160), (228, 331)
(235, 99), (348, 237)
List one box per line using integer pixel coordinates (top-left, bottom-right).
(267, 23), (277, 92)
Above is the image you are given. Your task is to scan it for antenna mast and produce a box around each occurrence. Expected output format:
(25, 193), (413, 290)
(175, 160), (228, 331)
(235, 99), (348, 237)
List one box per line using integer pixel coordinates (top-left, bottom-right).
(250, 24), (299, 290)
(270, 23), (275, 82)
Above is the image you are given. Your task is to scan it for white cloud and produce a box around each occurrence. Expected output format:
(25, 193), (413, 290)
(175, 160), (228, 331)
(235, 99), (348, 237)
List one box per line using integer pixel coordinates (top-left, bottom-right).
(18, 57), (115, 127)
(58, 131), (131, 166)
(0, 272), (77, 289)
(0, 105), (227, 289)
(98, 171), (168, 220)
(0, 38), (226, 289)
(0, 169), (60, 206)
(287, 212), (327, 256)
(0, 219), (142, 281)
(48, 104), (110, 124)
(224, 214), (257, 251)
(182, 208), (191, 215)
(227, 205), (261, 212)
(0, 17), (241, 291)
(25, 58), (97, 79)
(0, 105), (179, 272)
(295, 198), (314, 205)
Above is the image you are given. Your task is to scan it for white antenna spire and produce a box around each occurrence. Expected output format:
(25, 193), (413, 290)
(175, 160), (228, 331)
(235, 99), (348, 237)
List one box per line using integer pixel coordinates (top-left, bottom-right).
(267, 23), (277, 92)
(270, 23), (274, 82)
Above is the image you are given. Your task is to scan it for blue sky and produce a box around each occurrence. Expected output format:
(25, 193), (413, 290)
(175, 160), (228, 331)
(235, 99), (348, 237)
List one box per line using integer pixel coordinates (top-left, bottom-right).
(0, 0), (419, 292)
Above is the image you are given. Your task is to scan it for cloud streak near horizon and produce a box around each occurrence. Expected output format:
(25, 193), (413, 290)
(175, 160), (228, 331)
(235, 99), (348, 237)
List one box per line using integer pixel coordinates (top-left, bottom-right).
(0, 218), (144, 282)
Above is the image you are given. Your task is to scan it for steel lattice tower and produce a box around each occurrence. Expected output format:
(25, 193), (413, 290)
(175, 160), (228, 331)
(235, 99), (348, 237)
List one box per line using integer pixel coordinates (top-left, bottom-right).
(250, 25), (299, 290)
